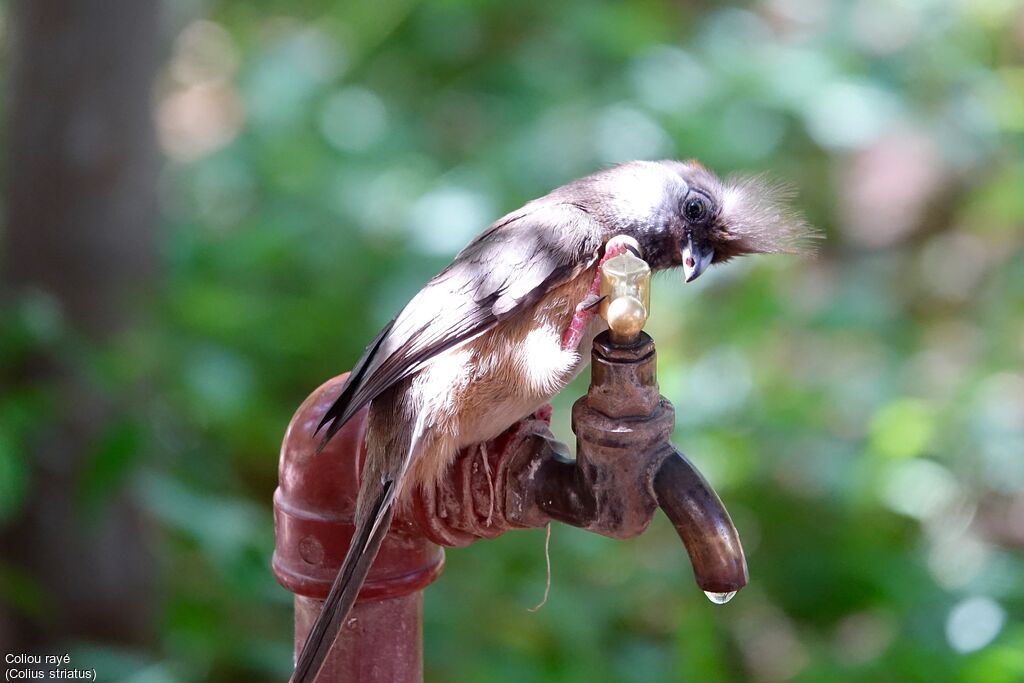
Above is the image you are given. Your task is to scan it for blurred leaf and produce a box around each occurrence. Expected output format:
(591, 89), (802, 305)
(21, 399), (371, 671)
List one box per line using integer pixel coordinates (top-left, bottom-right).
(0, 429), (29, 523)
(0, 561), (51, 621)
(78, 419), (143, 514)
(869, 399), (937, 460)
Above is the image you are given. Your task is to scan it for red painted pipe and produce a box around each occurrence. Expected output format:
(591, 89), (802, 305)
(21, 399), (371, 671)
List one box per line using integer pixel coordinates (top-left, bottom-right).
(273, 337), (749, 681)
(273, 374), (444, 682)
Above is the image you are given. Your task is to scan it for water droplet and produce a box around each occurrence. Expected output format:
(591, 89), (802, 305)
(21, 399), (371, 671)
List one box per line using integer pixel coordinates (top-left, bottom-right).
(704, 590), (737, 605)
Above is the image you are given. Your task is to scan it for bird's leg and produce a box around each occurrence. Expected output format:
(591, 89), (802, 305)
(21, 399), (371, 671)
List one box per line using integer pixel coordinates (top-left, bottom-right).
(560, 240), (631, 350)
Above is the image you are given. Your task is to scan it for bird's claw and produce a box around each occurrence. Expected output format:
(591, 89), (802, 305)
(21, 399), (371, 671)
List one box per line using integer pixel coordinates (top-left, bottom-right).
(577, 293), (605, 313)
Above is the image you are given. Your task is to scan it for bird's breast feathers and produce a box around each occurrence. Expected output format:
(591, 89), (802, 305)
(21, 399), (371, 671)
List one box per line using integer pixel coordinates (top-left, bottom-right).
(412, 266), (601, 449)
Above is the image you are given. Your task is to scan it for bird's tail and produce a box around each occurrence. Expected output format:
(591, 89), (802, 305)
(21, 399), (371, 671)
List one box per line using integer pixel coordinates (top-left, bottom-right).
(288, 478), (396, 683)
(290, 384), (418, 683)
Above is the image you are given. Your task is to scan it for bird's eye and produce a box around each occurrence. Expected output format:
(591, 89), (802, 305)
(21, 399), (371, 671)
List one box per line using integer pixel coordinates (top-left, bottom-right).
(684, 196), (708, 223)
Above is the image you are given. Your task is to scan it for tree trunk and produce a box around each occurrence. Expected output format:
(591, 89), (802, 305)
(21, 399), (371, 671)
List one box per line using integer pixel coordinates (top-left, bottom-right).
(1, 0), (162, 649)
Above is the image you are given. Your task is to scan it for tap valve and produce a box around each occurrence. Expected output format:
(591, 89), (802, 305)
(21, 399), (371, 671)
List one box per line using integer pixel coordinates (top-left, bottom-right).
(599, 248), (651, 345)
(405, 239), (748, 601)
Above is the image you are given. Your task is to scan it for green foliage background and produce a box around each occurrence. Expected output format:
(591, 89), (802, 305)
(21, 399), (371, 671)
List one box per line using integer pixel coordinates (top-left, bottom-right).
(3, 0), (1024, 681)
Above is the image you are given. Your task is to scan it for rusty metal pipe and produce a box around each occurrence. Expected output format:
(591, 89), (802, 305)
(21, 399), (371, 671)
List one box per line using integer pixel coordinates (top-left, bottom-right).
(274, 375), (444, 683)
(527, 441), (596, 529)
(653, 445), (749, 594)
(498, 330), (748, 598)
(277, 303), (750, 681)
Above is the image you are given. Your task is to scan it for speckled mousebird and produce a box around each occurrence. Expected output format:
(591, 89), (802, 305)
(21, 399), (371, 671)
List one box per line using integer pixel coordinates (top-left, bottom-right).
(290, 159), (815, 682)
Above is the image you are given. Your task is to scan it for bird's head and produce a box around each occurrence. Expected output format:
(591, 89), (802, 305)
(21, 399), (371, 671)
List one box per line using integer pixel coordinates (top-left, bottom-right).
(554, 160), (817, 280)
(664, 160), (817, 282)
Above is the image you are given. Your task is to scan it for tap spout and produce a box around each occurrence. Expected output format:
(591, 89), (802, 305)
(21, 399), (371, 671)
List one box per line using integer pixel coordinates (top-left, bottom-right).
(410, 328), (749, 599)
(653, 445), (748, 594)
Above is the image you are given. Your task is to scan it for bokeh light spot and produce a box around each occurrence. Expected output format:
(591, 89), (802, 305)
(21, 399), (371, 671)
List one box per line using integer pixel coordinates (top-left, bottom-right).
(946, 596), (1006, 654)
(869, 399), (935, 460)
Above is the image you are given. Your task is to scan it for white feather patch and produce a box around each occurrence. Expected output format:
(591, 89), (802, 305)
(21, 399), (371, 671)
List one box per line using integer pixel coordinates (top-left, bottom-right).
(519, 323), (579, 396)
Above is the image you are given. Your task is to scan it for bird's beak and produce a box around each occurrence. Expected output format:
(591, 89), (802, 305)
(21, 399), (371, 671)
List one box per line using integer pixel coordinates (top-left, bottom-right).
(682, 237), (714, 283)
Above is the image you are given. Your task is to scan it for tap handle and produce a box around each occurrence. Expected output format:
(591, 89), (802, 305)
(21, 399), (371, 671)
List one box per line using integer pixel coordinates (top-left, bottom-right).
(599, 242), (652, 345)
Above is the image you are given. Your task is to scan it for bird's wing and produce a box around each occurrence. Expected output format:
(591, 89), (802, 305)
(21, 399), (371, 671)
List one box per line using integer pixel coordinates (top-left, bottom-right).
(316, 202), (603, 449)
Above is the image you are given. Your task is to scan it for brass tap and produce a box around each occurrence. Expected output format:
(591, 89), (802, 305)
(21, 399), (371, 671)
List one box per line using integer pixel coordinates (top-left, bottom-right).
(599, 247), (652, 345)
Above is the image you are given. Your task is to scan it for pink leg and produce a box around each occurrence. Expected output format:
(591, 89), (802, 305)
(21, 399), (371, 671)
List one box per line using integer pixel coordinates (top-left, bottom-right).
(560, 241), (629, 350)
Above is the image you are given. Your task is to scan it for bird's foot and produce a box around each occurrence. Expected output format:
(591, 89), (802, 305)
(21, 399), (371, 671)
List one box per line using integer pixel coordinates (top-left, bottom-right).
(560, 294), (604, 350)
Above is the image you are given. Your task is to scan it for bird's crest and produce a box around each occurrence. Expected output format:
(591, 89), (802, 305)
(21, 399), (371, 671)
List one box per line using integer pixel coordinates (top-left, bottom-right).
(714, 174), (820, 262)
